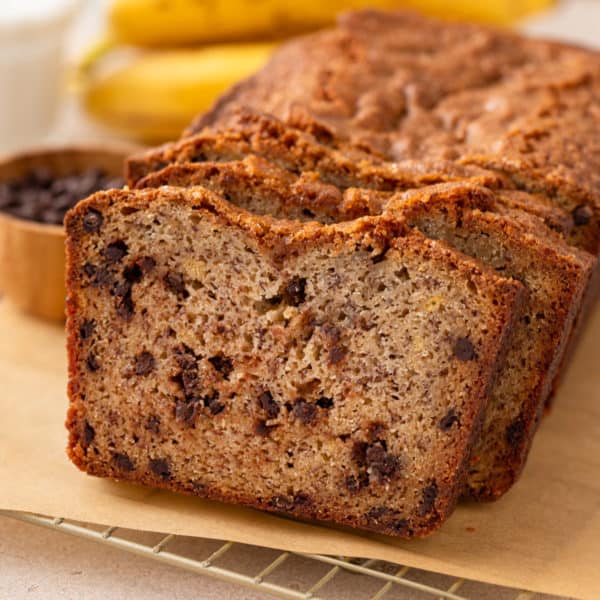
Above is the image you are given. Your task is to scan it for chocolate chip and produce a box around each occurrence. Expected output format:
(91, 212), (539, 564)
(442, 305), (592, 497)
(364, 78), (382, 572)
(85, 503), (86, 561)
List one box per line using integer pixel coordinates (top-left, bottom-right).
(371, 249), (388, 263)
(93, 267), (113, 287)
(86, 352), (100, 372)
(134, 351), (155, 376)
(145, 415), (160, 433)
(83, 263), (97, 278)
(572, 204), (593, 226)
(123, 263), (143, 283)
(116, 291), (135, 320)
(164, 272), (189, 299)
(284, 276), (307, 306)
(366, 443), (399, 482)
(439, 409), (460, 431)
(265, 294), (282, 305)
(351, 441), (368, 467)
(389, 519), (410, 536)
(190, 480), (206, 494)
(419, 481), (438, 516)
(103, 240), (128, 263)
(258, 391), (280, 419)
(294, 492), (312, 507)
(453, 337), (477, 361)
(139, 256), (156, 272)
(316, 396), (334, 409)
(174, 343), (198, 370)
(113, 452), (134, 472)
(83, 421), (95, 446)
(175, 398), (199, 425)
(149, 458), (171, 480)
(112, 280), (132, 298)
(203, 391), (224, 415)
(79, 319), (95, 340)
(506, 415), (526, 448)
(208, 355), (233, 380)
(83, 209), (103, 233)
(254, 419), (273, 436)
(345, 475), (361, 493)
(364, 506), (392, 522)
(183, 368), (201, 393)
(328, 346), (347, 365)
(292, 399), (317, 424)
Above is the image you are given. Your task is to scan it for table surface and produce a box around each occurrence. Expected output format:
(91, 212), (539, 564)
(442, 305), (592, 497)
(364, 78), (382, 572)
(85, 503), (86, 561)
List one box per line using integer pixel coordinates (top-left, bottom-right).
(1, 1), (599, 598)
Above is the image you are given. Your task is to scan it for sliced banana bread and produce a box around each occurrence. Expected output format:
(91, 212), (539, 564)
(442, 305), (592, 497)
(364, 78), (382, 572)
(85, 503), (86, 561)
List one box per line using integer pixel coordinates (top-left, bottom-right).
(127, 109), (575, 242)
(65, 186), (524, 536)
(182, 11), (600, 256)
(135, 158), (593, 499)
(128, 110), (598, 413)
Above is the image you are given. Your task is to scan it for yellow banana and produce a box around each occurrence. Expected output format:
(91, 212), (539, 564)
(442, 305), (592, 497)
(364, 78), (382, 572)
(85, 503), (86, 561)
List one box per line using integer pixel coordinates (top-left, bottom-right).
(108, 0), (398, 47)
(107, 0), (554, 48)
(82, 43), (274, 143)
(401, 0), (554, 24)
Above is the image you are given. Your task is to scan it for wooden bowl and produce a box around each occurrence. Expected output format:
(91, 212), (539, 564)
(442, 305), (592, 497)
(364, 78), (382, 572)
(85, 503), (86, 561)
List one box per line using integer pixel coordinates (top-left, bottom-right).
(0, 146), (134, 321)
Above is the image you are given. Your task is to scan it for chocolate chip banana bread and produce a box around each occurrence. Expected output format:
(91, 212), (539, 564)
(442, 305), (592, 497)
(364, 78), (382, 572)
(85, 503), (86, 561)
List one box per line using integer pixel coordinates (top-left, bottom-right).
(127, 109), (578, 246)
(65, 186), (525, 536)
(190, 21), (600, 393)
(127, 108), (506, 196)
(129, 106), (597, 407)
(185, 8), (600, 382)
(134, 157), (593, 499)
(183, 12), (600, 256)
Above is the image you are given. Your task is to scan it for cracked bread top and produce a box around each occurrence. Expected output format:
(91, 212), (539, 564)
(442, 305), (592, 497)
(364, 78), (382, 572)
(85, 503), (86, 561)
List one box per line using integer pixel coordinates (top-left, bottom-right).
(182, 10), (600, 251)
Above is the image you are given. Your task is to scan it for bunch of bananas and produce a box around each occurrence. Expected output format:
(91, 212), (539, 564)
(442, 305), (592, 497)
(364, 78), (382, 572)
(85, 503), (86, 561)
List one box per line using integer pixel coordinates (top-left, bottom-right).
(81, 0), (554, 143)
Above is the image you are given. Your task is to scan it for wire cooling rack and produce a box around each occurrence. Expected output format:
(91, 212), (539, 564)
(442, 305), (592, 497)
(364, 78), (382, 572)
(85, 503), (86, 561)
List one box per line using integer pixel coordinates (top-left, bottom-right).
(1, 509), (554, 600)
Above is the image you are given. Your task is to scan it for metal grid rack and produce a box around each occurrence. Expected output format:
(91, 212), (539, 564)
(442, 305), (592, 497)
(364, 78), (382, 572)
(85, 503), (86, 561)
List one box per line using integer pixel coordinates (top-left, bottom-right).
(1, 510), (548, 600)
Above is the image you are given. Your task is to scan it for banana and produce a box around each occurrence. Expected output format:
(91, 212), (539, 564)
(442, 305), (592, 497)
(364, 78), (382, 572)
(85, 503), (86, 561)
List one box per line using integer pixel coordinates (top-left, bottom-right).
(107, 0), (399, 47)
(82, 43), (274, 143)
(107, 0), (554, 48)
(401, 0), (555, 24)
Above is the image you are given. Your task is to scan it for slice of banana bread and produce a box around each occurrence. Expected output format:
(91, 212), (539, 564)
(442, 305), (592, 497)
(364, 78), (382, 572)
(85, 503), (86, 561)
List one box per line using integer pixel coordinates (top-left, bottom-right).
(65, 186), (524, 536)
(134, 158), (593, 499)
(128, 110), (598, 415)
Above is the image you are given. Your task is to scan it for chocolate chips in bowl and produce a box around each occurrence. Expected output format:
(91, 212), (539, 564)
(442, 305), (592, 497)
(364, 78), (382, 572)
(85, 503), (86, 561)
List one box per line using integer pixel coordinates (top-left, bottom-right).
(0, 147), (133, 321)
(0, 167), (123, 226)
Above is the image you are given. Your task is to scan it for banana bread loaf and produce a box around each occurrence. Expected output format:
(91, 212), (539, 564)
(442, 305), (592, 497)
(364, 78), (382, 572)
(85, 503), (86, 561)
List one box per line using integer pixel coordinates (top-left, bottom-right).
(135, 157), (593, 499)
(183, 12), (600, 385)
(129, 107), (599, 411)
(65, 186), (524, 536)
(183, 10), (600, 256)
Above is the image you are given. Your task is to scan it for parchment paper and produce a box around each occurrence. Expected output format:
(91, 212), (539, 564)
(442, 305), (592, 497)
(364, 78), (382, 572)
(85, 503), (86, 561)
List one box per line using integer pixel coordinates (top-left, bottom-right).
(1, 300), (598, 599)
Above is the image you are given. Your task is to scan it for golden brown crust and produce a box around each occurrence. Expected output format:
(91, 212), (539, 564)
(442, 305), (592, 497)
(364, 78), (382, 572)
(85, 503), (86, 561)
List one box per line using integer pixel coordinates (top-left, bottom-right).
(126, 108), (506, 191)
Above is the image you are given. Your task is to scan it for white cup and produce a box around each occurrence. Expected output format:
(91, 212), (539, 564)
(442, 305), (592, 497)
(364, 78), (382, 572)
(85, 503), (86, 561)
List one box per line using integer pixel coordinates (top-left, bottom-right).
(0, 0), (79, 154)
